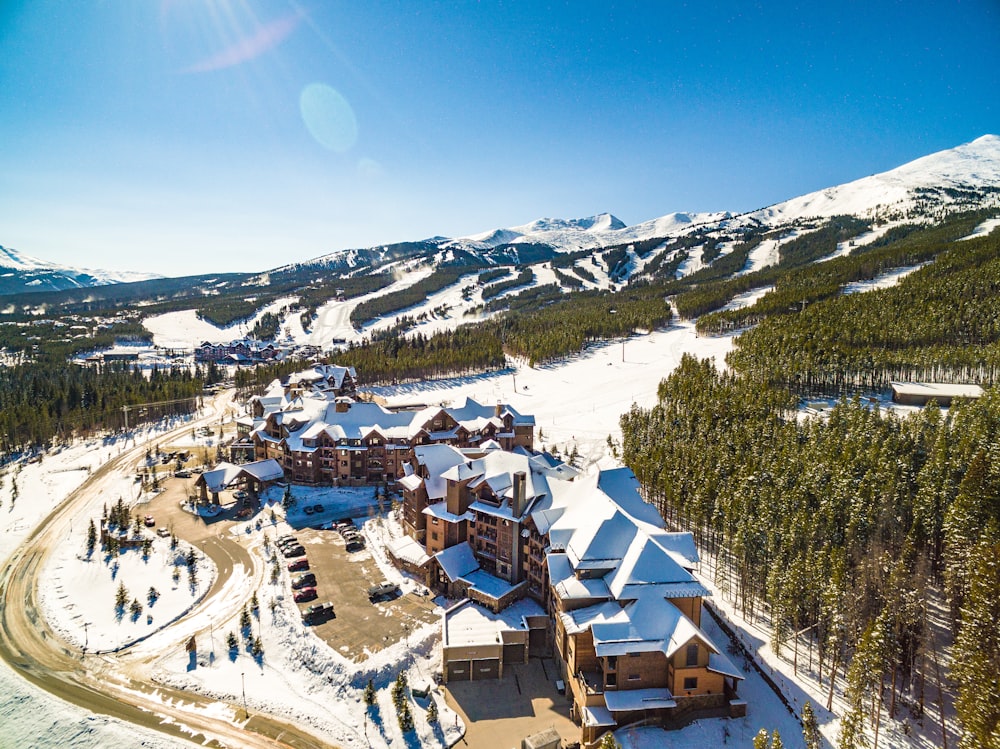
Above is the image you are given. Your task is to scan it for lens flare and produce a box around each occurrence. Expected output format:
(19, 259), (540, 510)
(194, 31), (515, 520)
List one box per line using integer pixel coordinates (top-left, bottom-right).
(299, 83), (358, 153)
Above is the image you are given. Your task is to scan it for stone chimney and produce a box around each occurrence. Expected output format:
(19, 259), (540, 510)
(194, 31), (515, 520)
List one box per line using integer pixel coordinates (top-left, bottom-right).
(495, 402), (503, 418)
(512, 471), (527, 518)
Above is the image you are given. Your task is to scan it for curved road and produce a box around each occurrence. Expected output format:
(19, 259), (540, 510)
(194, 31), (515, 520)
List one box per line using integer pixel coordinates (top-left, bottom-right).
(0, 392), (338, 749)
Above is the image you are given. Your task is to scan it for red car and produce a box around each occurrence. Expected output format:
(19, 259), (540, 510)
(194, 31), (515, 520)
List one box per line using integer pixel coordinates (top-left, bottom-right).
(287, 559), (310, 572)
(294, 587), (317, 603)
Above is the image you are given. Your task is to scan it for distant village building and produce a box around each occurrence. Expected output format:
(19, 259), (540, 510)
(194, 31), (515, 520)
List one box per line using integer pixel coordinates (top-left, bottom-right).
(890, 381), (984, 407)
(249, 366), (533, 486)
(194, 338), (281, 364)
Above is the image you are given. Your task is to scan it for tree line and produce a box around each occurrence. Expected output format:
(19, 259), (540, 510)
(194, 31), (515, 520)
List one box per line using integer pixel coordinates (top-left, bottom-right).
(0, 361), (204, 453)
(621, 355), (1000, 748)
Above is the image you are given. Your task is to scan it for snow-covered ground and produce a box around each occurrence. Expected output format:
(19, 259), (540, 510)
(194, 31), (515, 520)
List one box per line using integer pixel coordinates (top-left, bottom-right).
(2, 240), (967, 747)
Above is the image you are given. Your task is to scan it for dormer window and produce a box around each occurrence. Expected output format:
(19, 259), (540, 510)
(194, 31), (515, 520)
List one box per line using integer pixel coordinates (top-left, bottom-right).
(686, 643), (699, 667)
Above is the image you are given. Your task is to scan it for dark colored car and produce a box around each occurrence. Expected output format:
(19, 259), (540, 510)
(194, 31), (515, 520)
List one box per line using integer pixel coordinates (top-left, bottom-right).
(302, 602), (335, 624)
(282, 545), (306, 558)
(287, 559), (310, 572)
(291, 573), (317, 589)
(346, 538), (365, 552)
(294, 587), (317, 603)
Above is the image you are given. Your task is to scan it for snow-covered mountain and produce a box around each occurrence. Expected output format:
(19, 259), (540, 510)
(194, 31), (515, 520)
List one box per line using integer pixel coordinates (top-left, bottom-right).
(749, 134), (1000, 225)
(282, 135), (1000, 279)
(0, 245), (161, 295)
(5, 135), (1000, 298)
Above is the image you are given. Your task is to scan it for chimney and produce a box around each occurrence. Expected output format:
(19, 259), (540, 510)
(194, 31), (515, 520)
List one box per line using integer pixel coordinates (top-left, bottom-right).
(512, 471), (527, 517)
(335, 397), (351, 413)
(495, 402), (503, 418)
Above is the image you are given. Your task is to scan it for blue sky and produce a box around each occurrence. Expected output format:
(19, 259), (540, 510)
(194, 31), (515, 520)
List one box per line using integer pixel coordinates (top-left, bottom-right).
(1, 0), (997, 276)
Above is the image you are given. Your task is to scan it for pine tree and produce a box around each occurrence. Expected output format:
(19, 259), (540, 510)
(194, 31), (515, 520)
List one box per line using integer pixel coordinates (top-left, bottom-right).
(129, 598), (143, 619)
(363, 678), (376, 706)
(771, 730), (783, 749)
(952, 527), (1000, 749)
(426, 698), (438, 724)
(240, 606), (251, 632)
(226, 631), (238, 651)
(115, 581), (128, 611)
(86, 519), (97, 557)
(752, 728), (770, 749)
(598, 732), (621, 749)
(801, 701), (821, 749)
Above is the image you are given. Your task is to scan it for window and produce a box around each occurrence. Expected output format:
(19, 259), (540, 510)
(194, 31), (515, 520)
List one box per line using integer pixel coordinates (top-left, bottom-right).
(431, 532), (439, 541)
(627, 674), (641, 681)
(686, 643), (699, 667)
(683, 677), (698, 691)
(605, 656), (617, 670)
(605, 673), (617, 687)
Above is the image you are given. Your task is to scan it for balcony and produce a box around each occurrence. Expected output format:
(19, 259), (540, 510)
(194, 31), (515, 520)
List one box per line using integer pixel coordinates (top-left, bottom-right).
(578, 670), (604, 696)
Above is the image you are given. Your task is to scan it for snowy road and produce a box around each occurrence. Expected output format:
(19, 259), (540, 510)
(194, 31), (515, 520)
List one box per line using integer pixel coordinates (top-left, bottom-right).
(0, 392), (340, 748)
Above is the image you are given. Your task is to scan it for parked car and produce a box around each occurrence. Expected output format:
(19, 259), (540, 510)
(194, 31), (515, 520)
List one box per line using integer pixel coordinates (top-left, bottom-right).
(282, 545), (306, 558)
(175, 469), (191, 478)
(143, 515), (155, 527)
(287, 559), (309, 572)
(278, 534), (298, 545)
(157, 527), (170, 537)
(291, 573), (317, 590)
(293, 587), (317, 603)
(302, 602), (334, 624)
(345, 538), (365, 552)
(368, 582), (400, 602)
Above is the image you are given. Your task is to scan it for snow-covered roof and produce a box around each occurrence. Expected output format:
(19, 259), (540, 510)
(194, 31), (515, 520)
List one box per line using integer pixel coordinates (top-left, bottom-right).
(463, 569), (521, 600)
(548, 553), (611, 602)
(197, 462), (244, 493)
(434, 543), (479, 582)
(423, 502), (473, 523)
(441, 598), (543, 648)
(239, 459), (284, 483)
(708, 651), (745, 680)
(580, 704), (616, 727)
(890, 381), (984, 400)
(252, 393), (530, 453)
(387, 535), (430, 567)
(603, 688), (676, 712)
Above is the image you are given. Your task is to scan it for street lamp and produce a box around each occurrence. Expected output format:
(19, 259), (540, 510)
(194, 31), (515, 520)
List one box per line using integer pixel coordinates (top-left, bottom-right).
(83, 622), (89, 654)
(241, 671), (248, 719)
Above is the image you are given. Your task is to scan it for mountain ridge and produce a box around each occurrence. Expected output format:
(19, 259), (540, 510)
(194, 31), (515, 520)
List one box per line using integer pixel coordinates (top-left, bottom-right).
(3, 134), (999, 295)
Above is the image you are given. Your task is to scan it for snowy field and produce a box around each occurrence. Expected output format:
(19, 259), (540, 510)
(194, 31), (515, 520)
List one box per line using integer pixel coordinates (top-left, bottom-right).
(1, 238), (969, 748)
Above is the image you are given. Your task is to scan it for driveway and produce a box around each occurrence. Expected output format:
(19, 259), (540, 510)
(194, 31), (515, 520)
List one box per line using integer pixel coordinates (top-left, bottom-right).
(441, 658), (578, 749)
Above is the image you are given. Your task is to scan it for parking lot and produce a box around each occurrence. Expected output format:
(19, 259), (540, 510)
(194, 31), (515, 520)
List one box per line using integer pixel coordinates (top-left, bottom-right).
(282, 525), (440, 661)
(145, 476), (441, 663)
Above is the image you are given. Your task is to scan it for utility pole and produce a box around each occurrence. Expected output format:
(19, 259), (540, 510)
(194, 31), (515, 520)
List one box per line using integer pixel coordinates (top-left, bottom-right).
(241, 671), (248, 719)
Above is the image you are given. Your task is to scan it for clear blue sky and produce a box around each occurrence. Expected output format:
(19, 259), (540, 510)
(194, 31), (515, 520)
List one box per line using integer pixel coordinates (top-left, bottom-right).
(1, 0), (997, 276)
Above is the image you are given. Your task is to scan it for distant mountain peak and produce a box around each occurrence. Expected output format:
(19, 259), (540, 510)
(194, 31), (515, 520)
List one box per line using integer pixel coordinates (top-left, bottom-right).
(0, 244), (161, 296)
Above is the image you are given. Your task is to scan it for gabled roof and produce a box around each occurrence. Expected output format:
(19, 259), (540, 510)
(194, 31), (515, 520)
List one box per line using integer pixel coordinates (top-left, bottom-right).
(239, 458), (285, 482)
(565, 510), (639, 570)
(547, 553), (611, 602)
(605, 533), (703, 600)
(434, 543), (480, 582)
(197, 462), (243, 493)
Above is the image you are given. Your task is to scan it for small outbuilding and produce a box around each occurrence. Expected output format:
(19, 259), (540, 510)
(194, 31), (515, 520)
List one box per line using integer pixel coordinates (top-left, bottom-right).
(890, 382), (984, 407)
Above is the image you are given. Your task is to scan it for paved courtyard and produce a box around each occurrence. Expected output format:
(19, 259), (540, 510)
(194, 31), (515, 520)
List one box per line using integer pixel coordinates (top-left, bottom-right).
(442, 658), (579, 749)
